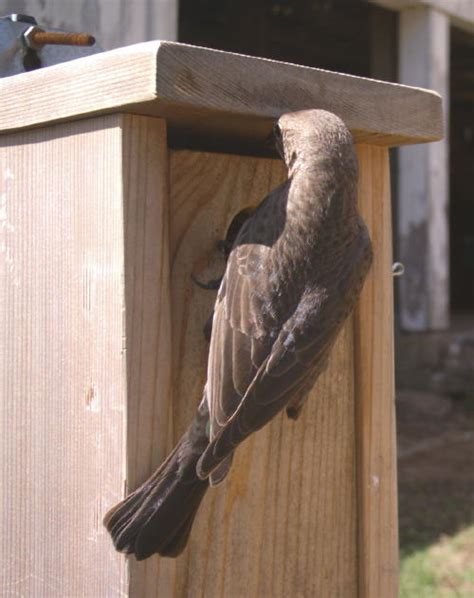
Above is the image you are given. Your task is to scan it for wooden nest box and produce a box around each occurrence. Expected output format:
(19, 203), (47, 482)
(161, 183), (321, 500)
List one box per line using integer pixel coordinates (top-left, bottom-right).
(0, 42), (442, 597)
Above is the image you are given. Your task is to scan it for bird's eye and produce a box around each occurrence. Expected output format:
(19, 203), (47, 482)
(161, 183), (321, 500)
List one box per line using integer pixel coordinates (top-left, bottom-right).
(273, 123), (282, 139)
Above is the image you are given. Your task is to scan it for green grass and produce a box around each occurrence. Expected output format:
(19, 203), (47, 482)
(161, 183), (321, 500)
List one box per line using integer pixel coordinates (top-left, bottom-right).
(400, 526), (474, 597)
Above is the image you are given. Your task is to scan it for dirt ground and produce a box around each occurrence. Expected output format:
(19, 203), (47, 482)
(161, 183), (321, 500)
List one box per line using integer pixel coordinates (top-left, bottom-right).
(396, 390), (474, 553)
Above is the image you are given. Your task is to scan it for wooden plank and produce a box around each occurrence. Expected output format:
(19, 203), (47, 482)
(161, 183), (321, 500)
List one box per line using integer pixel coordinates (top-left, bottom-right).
(0, 41), (442, 150)
(0, 113), (172, 597)
(118, 116), (177, 597)
(135, 149), (358, 597)
(354, 145), (399, 598)
(0, 115), (128, 596)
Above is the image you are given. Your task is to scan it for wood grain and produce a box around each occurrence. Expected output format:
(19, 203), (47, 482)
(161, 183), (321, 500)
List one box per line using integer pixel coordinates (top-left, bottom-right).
(0, 115), (129, 596)
(136, 150), (358, 597)
(119, 116), (177, 597)
(354, 145), (399, 598)
(0, 41), (442, 151)
(0, 113), (173, 597)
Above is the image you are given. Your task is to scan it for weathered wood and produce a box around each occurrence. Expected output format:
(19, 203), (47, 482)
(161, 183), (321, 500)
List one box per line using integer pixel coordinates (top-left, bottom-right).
(0, 114), (171, 597)
(0, 41), (442, 151)
(0, 115), (127, 595)
(354, 145), (399, 598)
(120, 117), (177, 596)
(132, 150), (358, 598)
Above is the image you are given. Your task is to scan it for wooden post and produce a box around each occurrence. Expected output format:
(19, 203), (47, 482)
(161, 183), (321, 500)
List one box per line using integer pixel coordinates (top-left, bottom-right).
(0, 42), (442, 597)
(398, 6), (450, 330)
(355, 146), (398, 597)
(0, 114), (170, 596)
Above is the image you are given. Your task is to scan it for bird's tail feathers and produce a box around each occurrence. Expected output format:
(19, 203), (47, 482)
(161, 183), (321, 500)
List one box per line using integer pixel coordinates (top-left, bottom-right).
(104, 423), (208, 560)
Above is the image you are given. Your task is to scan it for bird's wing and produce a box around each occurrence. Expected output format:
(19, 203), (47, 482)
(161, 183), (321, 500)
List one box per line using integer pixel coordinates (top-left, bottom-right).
(201, 193), (369, 480)
(205, 186), (288, 439)
(200, 282), (340, 479)
(197, 212), (372, 478)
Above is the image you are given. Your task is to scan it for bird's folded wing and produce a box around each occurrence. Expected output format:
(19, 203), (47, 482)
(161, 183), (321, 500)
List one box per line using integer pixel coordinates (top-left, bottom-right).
(200, 213), (338, 480)
(198, 287), (335, 479)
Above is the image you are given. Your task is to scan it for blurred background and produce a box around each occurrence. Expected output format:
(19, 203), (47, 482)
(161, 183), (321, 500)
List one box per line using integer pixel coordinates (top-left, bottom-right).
(2, 0), (472, 595)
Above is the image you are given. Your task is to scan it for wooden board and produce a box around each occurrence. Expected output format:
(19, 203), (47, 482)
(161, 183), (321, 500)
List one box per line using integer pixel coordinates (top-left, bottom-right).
(130, 150), (358, 597)
(0, 115), (127, 595)
(0, 41), (442, 151)
(119, 117), (177, 596)
(0, 114), (170, 597)
(354, 145), (399, 597)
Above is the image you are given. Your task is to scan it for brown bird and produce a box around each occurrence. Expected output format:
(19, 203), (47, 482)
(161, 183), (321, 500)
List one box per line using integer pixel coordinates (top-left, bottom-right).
(103, 109), (373, 560)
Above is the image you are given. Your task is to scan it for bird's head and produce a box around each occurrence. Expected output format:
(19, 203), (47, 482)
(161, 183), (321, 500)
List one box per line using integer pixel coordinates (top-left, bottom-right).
(273, 109), (356, 177)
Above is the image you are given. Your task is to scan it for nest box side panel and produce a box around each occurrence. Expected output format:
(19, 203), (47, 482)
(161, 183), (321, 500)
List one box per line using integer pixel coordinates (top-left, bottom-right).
(0, 115), (129, 596)
(355, 145), (399, 598)
(119, 115), (178, 597)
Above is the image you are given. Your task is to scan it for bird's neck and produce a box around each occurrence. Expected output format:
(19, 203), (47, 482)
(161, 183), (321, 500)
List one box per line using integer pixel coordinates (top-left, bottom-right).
(286, 160), (358, 239)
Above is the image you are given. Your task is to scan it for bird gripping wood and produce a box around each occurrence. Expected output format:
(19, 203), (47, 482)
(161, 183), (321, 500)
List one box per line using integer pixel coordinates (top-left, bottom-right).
(104, 109), (373, 560)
